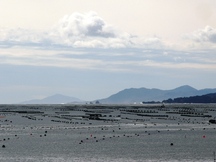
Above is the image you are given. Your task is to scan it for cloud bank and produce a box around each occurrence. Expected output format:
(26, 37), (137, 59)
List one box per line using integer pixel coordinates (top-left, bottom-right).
(0, 11), (163, 49)
(0, 28), (49, 46)
(1, 12), (216, 50)
(0, 12), (216, 73)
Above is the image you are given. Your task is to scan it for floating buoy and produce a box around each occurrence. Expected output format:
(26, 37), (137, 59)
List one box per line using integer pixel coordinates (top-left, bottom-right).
(203, 135), (206, 138)
(2, 145), (5, 148)
(170, 143), (173, 146)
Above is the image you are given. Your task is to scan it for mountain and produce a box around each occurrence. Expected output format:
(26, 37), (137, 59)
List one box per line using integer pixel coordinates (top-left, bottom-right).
(98, 85), (216, 104)
(21, 94), (83, 104)
(163, 93), (216, 103)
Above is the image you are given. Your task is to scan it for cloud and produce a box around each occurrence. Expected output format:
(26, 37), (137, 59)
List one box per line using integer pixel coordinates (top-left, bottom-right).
(48, 11), (164, 48)
(54, 11), (116, 38)
(0, 28), (50, 45)
(187, 26), (216, 43)
(50, 11), (135, 48)
(0, 11), (165, 49)
(1, 46), (216, 74)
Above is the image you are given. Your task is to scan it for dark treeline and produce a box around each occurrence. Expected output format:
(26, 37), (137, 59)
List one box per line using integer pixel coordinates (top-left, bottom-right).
(163, 93), (216, 103)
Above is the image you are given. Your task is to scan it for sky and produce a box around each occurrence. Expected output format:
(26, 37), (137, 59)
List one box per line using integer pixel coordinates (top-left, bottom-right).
(0, 0), (216, 103)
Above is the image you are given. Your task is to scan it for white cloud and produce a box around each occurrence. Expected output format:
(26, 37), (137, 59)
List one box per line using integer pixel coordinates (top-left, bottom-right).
(50, 11), (137, 48)
(54, 11), (116, 38)
(0, 28), (48, 44)
(187, 26), (216, 43)
(0, 11), (164, 49)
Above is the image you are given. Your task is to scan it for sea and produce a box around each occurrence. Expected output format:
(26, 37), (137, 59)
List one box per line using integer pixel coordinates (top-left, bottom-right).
(0, 104), (215, 162)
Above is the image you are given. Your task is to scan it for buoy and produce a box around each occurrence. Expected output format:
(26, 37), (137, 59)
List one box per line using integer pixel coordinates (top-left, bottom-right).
(2, 145), (5, 148)
(170, 143), (173, 146)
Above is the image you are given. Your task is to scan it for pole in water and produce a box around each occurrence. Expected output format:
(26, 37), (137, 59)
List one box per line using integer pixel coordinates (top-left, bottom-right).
(213, 151), (216, 162)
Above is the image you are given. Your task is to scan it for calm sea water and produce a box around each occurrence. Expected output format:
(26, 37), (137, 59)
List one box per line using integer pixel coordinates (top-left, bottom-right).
(0, 104), (216, 162)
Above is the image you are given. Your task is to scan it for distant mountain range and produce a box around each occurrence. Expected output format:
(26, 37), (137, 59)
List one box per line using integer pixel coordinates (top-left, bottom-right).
(98, 85), (216, 104)
(21, 94), (83, 104)
(163, 93), (216, 103)
(20, 85), (216, 104)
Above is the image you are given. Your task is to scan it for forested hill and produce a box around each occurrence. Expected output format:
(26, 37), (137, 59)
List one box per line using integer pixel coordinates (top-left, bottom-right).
(163, 93), (216, 103)
(99, 85), (216, 104)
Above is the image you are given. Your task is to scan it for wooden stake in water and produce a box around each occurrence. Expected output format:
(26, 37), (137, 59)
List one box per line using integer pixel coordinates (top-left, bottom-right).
(214, 151), (216, 162)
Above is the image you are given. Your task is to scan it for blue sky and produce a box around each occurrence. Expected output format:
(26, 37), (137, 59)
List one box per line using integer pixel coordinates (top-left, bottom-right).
(0, 0), (216, 103)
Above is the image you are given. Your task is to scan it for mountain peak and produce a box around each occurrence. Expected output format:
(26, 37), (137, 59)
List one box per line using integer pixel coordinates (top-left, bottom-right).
(174, 85), (197, 91)
(21, 94), (83, 104)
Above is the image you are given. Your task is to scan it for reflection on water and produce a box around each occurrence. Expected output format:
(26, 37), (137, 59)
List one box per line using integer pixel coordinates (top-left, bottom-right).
(0, 104), (215, 162)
